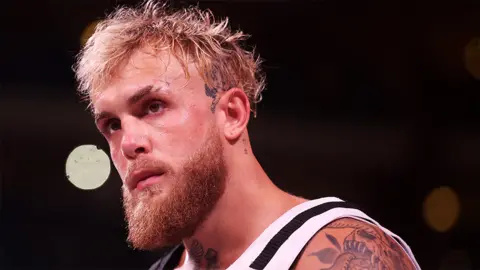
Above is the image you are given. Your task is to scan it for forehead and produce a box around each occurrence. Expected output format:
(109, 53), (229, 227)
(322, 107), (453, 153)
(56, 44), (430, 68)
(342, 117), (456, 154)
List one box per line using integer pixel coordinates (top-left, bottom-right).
(91, 49), (204, 110)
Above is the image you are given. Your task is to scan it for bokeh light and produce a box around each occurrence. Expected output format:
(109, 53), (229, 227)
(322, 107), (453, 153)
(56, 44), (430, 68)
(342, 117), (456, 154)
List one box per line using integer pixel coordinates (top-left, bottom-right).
(423, 186), (460, 232)
(464, 37), (480, 79)
(80, 20), (101, 47)
(65, 144), (111, 190)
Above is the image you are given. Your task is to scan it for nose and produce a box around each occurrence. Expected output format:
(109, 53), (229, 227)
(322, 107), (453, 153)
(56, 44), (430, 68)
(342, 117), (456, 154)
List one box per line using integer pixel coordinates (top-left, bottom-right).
(120, 119), (152, 160)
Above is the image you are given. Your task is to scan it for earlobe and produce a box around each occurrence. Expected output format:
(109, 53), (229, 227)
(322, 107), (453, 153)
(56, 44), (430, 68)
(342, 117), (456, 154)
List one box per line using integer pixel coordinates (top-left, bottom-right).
(222, 88), (250, 141)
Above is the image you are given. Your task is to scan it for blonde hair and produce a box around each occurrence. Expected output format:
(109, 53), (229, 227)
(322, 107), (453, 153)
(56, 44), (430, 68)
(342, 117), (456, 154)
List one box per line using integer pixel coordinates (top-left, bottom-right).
(73, 0), (266, 116)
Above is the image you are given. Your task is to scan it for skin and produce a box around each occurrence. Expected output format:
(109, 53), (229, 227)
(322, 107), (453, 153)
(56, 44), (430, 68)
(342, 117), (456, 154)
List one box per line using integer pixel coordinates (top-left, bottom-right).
(293, 218), (416, 270)
(91, 47), (416, 269)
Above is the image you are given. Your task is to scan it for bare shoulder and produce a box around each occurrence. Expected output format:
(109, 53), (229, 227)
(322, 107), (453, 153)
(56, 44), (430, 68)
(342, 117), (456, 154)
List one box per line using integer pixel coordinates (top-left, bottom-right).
(293, 218), (416, 270)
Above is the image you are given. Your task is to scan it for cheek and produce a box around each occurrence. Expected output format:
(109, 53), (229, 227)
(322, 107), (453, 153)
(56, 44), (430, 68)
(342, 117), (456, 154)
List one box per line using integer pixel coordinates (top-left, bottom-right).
(110, 142), (127, 179)
(157, 108), (210, 158)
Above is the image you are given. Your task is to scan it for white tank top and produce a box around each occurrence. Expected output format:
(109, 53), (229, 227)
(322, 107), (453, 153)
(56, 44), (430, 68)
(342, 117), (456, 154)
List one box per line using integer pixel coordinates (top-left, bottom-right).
(173, 197), (421, 270)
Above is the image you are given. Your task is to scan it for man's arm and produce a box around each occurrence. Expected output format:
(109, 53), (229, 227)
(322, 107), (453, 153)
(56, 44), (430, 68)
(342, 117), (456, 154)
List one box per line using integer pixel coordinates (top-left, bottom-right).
(293, 218), (416, 270)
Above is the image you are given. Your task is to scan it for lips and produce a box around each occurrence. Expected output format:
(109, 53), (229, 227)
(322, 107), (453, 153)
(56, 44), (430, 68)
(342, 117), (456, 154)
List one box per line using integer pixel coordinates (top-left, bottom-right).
(136, 174), (163, 191)
(126, 170), (164, 191)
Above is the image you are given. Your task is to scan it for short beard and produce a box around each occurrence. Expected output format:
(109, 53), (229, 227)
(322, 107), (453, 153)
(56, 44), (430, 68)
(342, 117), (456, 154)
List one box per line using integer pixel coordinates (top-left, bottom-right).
(122, 129), (226, 250)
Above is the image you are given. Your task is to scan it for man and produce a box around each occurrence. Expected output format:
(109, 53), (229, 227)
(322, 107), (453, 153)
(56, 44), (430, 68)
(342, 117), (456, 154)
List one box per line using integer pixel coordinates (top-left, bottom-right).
(74, 1), (421, 269)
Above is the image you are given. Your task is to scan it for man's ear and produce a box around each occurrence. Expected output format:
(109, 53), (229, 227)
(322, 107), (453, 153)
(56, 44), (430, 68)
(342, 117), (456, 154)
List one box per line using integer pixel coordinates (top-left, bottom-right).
(217, 88), (250, 141)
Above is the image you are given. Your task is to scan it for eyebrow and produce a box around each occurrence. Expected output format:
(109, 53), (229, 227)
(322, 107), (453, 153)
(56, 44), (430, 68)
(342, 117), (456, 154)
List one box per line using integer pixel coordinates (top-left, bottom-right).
(127, 84), (155, 106)
(94, 84), (159, 124)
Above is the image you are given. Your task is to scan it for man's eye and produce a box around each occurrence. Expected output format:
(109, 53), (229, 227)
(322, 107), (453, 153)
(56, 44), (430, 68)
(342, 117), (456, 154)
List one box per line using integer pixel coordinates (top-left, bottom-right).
(146, 101), (164, 114)
(106, 119), (121, 132)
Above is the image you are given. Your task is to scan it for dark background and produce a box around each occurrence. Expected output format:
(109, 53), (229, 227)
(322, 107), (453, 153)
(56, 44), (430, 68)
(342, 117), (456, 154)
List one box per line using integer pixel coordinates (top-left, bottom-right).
(1, 0), (480, 269)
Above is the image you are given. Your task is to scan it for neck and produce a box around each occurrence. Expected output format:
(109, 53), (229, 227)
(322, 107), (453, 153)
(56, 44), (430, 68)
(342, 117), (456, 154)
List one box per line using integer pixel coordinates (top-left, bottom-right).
(181, 150), (307, 269)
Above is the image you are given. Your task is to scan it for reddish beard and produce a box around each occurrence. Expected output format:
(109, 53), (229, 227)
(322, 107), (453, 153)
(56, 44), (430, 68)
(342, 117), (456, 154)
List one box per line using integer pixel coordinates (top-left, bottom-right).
(122, 131), (226, 250)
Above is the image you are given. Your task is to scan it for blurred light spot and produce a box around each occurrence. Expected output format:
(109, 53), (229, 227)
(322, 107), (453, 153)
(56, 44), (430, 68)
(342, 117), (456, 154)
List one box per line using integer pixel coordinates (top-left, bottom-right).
(80, 20), (101, 47)
(439, 250), (472, 270)
(464, 38), (480, 79)
(65, 144), (111, 190)
(423, 186), (460, 232)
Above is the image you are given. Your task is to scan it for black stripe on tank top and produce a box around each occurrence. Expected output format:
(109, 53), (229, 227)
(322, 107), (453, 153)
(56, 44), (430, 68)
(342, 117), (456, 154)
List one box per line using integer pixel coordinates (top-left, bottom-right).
(249, 201), (365, 270)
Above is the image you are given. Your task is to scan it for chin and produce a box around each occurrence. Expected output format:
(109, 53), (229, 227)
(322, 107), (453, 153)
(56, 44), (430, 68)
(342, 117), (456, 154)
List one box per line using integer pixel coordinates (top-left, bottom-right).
(124, 191), (191, 250)
(123, 126), (227, 250)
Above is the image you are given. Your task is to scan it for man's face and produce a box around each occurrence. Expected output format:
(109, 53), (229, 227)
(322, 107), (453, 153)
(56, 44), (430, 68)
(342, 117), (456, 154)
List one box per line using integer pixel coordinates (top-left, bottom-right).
(92, 49), (227, 250)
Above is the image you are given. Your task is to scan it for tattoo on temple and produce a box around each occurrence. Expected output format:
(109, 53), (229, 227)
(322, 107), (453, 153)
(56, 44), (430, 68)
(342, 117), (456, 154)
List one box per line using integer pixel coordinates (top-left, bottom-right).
(309, 220), (413, 270)
(204, 66), (232, 113)
(205, 67), (222, 113)
(188, 238), (220, 269)
(205, 84), (219, 113)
